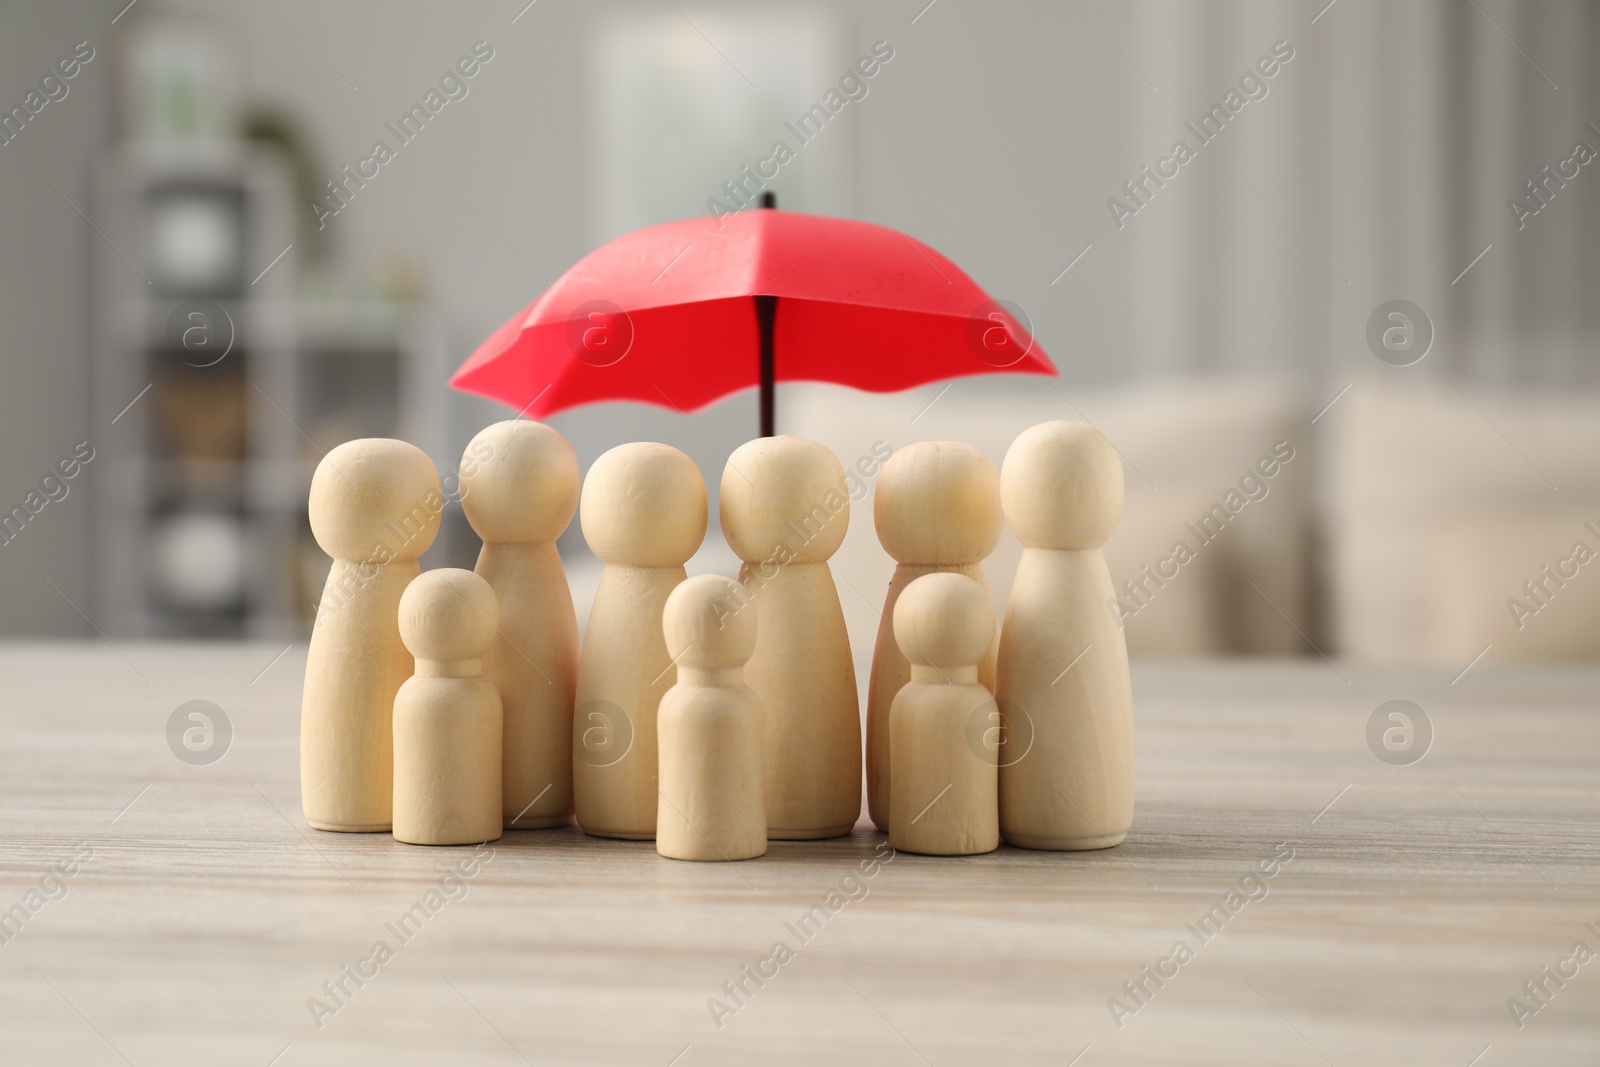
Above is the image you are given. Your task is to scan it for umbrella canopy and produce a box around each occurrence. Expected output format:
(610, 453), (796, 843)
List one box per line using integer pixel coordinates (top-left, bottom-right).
(451, 202), (1056, 435)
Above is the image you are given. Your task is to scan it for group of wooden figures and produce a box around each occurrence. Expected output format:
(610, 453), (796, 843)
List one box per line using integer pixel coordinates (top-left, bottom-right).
(300, 419), (1134, 860)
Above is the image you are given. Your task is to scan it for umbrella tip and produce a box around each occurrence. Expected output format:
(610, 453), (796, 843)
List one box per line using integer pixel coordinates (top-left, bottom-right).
(760, 191), (776, 210)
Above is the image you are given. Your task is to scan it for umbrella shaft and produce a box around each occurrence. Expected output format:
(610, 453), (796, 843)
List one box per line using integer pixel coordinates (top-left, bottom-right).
(757, 294), (777, 438)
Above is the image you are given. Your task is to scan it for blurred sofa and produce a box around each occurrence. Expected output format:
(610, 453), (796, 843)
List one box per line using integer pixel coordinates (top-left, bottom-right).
(1322, 373), (1600, 665)
(561, 374), (1600, 667)
(783, 376), (1316, 668)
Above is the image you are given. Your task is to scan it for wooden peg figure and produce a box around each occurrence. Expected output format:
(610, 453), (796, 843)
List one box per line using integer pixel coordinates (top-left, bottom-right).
(719, 436), (860, 840)
(996, 421), (1134, 850)
(393, 568), (504, 846)
(303, 438), (442, 833)
(867, 441), (1002, 831)
(459, 420), (581, 830)
(656, 574), (767, 861)
(889, 572), (1000, 856)
(574, 443), (708, 839)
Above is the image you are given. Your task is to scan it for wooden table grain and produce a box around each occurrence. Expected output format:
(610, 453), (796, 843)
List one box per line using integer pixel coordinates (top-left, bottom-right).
(1, 643), (1597, 1066)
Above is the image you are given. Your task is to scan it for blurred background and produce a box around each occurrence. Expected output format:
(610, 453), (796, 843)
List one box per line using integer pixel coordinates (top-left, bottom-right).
(2, 0), (1596, 672)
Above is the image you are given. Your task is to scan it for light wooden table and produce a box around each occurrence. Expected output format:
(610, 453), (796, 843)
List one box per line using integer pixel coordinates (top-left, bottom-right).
(2, 643), (1596, 1066)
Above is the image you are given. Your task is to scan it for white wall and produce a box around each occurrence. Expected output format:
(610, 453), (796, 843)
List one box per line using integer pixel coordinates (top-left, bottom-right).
(0, 1), (117, 634)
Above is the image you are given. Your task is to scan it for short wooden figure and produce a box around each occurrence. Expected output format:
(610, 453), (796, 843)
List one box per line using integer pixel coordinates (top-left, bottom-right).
(459, 420), (581, 830)
(573, 443), (707, 840)
(303, 438), (442, 833)
(656, 574), (767, 861)
(720, 436), (860, 840)
(996, 421), (1134, 850)
(888, 572), (999, 856)
(867, 441), (1002, 831)
(393, 568), (504, 846)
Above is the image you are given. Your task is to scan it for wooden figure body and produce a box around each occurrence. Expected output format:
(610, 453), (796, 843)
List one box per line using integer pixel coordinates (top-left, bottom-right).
(459, 420), (581, 830)
(720, 436), (860, 840)
(302, 439), (442, 832)
(656, 574), (766, 861)
(867, 441), (1002, 831)
(997, 421), (1134, 850)
(573, 443), (707, 840)
(888, 572), (999, 856)
(393, 568), (504, 846)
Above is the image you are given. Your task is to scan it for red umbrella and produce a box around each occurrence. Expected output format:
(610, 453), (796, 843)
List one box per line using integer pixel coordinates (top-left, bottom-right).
(451, 195), (1056, 436)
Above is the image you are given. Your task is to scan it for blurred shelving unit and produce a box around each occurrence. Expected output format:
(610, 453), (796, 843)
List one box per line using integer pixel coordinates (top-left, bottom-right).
(91, 146), (298, 639)
(87, 14), (455, 640)
(91, 150), (451, 639)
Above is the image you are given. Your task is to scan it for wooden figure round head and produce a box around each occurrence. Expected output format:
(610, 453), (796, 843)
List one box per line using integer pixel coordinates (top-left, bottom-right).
(1001, 421), (1124, 550)
(662, 574), (756, 671)
(458, 420), (579, 544)
(580, 443), (708, 566)
(874, 441), (1002, 565)
(720, 436), (849, 564)
(309, 438), (442, 563)
(398, 568), (498, 662)
(892, 571), (996, 668)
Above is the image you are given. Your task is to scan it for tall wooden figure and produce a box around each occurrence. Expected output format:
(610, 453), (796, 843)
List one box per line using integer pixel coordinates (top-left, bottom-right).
(997, 421), (1134, 850)
(720, 436), (860, 840)
(889, 572), (1000, 857)
(459, 420), (581, 830)
(867, 441), (1002, 831)
(574, 443), (707, 839)
(393, 568), (504, 846)
(303, 439), (442, 832)
(656, 574), (767, 861)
